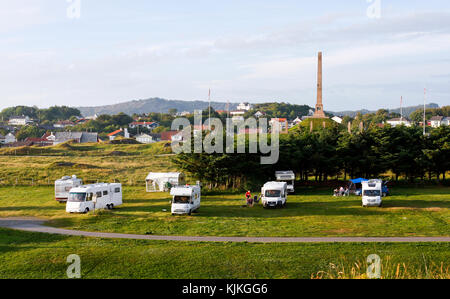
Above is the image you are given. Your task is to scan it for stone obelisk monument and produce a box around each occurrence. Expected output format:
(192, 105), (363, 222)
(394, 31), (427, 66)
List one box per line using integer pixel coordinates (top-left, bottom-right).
(313, 52), (327, 118)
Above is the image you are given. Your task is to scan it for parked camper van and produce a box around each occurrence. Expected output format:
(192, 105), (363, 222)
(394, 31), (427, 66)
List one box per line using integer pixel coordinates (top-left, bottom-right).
(275, 171), (295, 193)
(66, 183), (123, 213)
(170, 185), (201, 216)
(261, 182), (288, 208)
(55, 175), (82, 202)
(362, 179), (383, 207)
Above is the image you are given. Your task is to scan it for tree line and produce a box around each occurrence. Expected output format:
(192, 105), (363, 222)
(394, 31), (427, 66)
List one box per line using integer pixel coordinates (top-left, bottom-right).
(172, 124), (450, 190)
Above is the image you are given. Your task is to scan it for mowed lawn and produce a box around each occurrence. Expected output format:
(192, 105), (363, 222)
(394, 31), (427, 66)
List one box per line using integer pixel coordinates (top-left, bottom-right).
(0, 185), (448, 237)
(0, 228), (448, 279)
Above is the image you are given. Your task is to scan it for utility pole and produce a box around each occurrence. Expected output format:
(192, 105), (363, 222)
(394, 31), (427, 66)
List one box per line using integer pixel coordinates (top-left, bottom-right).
(400, 96), (403, 122)
(423, 88), (427, 136)
(208, 89), (211, 129)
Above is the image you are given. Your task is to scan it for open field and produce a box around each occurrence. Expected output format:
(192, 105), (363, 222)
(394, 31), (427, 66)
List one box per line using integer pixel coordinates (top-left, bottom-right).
(0, 186), (448, 238)
(0, 228), (448, 279)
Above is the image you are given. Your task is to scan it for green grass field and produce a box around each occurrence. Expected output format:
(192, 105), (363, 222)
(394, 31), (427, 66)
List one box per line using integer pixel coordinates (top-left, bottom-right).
(0, 228), (448, 279)
(0, 143), (448, 279)
(0, 186), (448, 237)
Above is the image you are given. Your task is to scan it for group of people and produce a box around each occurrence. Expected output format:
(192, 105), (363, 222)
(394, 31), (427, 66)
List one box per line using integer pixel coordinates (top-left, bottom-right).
(333, 186), (350, 197)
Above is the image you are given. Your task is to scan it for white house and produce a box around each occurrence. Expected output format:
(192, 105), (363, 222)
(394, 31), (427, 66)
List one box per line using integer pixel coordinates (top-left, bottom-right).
(5, 133), (17, 144)
(254, 111), (265, 118)
(230, 111), (245, 122)
(129, 121), (159, 130)
(8, 116), (33, 126)
(292, 117), (303, 125)
(429, 116), (444, 128)
(386, 118), (412, 127)
(332, 116), (343, 124)
(237, 102), (252, 111)
(443, 117), (450, 126)
(136, 133), (157, 144)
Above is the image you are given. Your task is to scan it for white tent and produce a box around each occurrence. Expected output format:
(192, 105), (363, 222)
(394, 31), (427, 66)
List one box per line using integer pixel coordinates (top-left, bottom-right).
(145, 172), (185, 192)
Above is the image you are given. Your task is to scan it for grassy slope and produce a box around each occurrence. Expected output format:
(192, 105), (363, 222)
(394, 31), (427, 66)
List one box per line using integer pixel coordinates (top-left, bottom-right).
(0, 186), (448, 237)
(0, 228), (448, 279)
(0, 142), (175, 186)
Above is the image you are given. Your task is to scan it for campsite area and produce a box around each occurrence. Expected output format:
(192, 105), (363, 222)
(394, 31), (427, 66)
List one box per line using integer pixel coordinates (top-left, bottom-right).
(0, 142), (449, 279)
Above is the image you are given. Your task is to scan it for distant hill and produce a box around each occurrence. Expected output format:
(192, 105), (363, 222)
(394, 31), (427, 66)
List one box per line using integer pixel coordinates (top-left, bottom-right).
(78, 98), (238, 116)
(330, 103), (440, 118)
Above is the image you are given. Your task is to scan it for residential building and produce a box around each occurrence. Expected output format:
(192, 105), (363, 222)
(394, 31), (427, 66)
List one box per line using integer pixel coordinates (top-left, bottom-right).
(5, 133), (17, 144)
(54, 120), (75, 128)
(107, 128), (130, 141)
(442, 117), (450, 126)
(386, 118), (412, 127)
(429, 116), (444, 128)
(135, 133), (161, 144)
(230, 110), (245, 122)
(237, 102), (253, 111)
(129, 121), (159, 130)
(254, 111), (266, 118)
(8, 116), (33, 126)
(161, 131), (184, 142)
(292, 117), (303, 125)
(270, 118), (289, 133)
(54, 132), (99, 145)
(332, 116), (343, 124)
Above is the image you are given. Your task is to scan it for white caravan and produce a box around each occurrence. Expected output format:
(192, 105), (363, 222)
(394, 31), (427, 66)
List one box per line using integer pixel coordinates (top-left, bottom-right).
(146, 172), (185, 192)
(170, 185), (201, 216)
(261, 182), (288, 208)
(362, 179), (383, 207)
(55, 175), (83, 202)
(66, 183), (123, 213)
(275, 171), (295, 193)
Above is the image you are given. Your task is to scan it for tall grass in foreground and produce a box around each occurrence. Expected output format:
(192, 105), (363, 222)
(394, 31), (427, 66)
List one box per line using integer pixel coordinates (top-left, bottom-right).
(311, 256), (449, 279)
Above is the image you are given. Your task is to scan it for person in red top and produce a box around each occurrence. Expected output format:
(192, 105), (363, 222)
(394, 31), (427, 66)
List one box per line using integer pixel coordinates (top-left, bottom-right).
(245, 191), (253, 207)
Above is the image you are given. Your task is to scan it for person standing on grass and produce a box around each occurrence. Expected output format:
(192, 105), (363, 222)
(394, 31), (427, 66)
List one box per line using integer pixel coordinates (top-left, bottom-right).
(245, 190), (253, 207)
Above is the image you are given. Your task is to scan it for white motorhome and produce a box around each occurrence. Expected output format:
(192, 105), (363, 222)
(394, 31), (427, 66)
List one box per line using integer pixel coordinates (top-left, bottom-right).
(275, 171), (295, 193)
(170, 185), (201, 216)
(362, 179), (383, 207)
(66, 183), (123, 213)
(261, 182), (288, 208)
(55, 175), (83, 202)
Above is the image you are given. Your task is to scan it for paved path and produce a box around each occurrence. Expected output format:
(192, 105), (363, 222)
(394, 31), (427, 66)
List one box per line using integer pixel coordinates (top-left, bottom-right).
(1, 218), (450, 243)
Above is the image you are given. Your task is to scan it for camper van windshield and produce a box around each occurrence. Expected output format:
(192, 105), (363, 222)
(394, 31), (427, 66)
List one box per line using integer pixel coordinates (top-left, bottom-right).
(265, 190), (281, 198)
(68, 193), (86, 202)
(173, 196), (191, 204)
(364, 190), (381, 197)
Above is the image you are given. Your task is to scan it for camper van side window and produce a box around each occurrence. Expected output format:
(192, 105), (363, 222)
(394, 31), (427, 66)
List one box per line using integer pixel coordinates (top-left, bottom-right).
(115, 188), (120, 193)
(86, 193), (93, 201)
(96, 192), (102, 198)
(103, 191), (108, 196)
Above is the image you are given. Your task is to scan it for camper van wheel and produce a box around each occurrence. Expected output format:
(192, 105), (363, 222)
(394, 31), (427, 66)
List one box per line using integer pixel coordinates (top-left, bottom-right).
(84, 208), (90, 213)
(110, 204), (114, 210)
(188, 210), (192, 216)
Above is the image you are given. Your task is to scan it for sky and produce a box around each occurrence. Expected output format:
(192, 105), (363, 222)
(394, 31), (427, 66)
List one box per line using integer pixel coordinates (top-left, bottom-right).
(0, 0), (449, 111)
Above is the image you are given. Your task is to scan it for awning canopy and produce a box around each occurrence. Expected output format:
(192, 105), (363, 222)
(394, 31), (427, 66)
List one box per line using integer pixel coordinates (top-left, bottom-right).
(350, 178), (369, 184)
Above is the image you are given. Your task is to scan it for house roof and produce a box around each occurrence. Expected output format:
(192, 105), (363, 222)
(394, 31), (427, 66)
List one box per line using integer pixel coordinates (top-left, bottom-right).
(430, 116), (444, 121)
(54, 132), (98, 143)
(107, 129), (123, 137)
(161, 131), (181, 141)
(130, 121), (157, 126)
(387, 118), (411, 122)
(55, 120), (74, 125)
